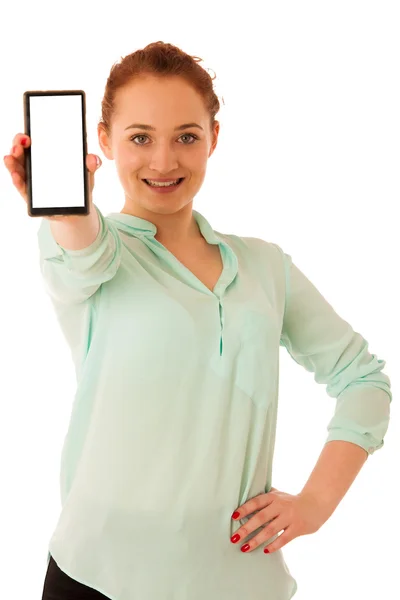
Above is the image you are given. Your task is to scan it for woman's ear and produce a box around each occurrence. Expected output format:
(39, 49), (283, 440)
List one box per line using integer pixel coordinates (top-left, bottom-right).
(209, 120), (220, 157)
(97, 125), (114, 160)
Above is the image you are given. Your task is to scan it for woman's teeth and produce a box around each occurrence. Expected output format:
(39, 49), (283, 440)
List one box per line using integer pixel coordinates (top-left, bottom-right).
(145, 179), (181, 187)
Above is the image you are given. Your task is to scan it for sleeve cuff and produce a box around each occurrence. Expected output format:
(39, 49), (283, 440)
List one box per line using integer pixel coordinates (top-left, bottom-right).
(325, 429), (383, 456)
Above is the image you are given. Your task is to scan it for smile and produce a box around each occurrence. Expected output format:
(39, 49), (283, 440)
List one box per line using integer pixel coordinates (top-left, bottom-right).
(142, 178), (185, 193)
(144, 178), (184, 187)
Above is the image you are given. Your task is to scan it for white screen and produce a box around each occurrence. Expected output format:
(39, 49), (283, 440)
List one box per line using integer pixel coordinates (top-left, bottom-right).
(29, 94), (85, 208)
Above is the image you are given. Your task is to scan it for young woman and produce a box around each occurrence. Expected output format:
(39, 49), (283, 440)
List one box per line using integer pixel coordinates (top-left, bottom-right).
(5, 41), (391, 600)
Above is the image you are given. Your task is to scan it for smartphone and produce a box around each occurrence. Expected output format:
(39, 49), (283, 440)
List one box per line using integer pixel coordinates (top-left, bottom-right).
(23, 90), (89, 217)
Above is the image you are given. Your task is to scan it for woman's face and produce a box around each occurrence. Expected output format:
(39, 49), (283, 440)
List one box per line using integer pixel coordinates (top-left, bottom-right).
(98, 75), (219, 219)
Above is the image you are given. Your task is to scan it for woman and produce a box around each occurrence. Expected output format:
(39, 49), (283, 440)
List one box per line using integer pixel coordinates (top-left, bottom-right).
(4, 42), (391, 600)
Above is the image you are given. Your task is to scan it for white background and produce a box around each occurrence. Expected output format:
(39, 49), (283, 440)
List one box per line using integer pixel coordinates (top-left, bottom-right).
(0, 1), (398, 598)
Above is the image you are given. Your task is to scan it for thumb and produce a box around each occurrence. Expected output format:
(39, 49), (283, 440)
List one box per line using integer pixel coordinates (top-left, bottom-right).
(86, 154), (102, 172)
(86, 154), (102, 199)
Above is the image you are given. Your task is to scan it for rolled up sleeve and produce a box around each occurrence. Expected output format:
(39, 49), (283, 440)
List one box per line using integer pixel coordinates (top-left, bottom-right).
(279, 250), (392, 457)
(37, 204), (122, 305)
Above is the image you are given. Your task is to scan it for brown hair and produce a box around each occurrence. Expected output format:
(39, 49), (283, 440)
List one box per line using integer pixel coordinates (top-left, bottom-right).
(98, 41), (222, 137)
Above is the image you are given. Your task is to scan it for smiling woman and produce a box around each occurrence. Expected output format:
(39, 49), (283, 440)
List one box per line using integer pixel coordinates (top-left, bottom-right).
(37, 39), (392, 600)
(93, 42), (222, 247)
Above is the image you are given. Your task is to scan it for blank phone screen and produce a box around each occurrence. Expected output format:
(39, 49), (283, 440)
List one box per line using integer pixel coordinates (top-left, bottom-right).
(26, 92), (87, 212)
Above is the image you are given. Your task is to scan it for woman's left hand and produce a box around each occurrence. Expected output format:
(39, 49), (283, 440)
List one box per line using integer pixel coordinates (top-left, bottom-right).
(230, 488), (330, 554)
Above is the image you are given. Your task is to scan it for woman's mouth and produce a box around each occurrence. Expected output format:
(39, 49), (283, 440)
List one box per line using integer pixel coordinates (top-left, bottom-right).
(142, 178), (185, 193)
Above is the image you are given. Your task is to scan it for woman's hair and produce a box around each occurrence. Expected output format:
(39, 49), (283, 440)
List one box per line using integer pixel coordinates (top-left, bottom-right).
(98, 41), (221, 137)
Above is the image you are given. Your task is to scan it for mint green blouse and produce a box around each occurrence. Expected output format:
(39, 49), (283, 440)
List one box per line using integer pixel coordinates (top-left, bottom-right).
(37, 204), (391, 600)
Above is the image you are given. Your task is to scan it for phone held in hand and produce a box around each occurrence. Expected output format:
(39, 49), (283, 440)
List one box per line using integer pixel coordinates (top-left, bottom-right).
(23, 90), (90, 218)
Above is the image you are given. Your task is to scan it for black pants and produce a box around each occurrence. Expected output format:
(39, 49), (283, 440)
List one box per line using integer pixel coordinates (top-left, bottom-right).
(42, 555), (111, 599)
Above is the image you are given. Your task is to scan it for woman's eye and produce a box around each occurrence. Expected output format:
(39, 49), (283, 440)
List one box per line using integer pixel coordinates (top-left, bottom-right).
(131, 135), (148, 145)
(180, 134), (198, 144)
(130, 133), (198, 145)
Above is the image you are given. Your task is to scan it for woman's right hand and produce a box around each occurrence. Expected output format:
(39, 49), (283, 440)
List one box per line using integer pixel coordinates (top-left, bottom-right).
(3, 133), (102, 221)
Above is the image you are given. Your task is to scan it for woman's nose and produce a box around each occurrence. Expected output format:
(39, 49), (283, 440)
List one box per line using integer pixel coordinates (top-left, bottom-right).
(149, 143), (179, 172)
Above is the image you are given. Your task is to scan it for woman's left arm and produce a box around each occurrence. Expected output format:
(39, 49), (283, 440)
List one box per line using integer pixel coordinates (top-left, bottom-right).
(298, 439), (368, 521)
(230, 250), (392, 554)
(231, 440), (370, 554)
(279, 249), (392, 458)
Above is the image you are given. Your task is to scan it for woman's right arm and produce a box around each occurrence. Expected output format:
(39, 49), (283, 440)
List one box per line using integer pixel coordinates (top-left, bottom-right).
(49, 205), (101, 251)
(4, 133), (121, 305)
(37, 204), (122, 305)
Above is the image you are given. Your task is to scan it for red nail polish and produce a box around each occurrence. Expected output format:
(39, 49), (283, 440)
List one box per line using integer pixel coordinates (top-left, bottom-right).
(232, 511), (240, 520)
(241, 544), (250, 552)
(264, 548), (270, 553)
(21, 138), (26, 146)
(231, 534), (240, 543)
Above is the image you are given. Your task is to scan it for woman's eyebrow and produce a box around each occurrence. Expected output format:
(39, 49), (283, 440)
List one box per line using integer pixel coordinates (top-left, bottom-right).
(124, 122), (204, 132)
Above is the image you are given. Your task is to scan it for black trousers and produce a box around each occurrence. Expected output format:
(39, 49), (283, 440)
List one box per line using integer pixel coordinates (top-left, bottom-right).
(42, 555), (111, 600)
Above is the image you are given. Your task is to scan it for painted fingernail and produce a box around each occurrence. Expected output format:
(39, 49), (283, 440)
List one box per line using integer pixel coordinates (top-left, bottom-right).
(232, 511), (240, 520)
(231, 534), (240, 543)
(241, 544), (250, 552)
(264, 548), (270, 554)
(21, 138), (26, 146)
